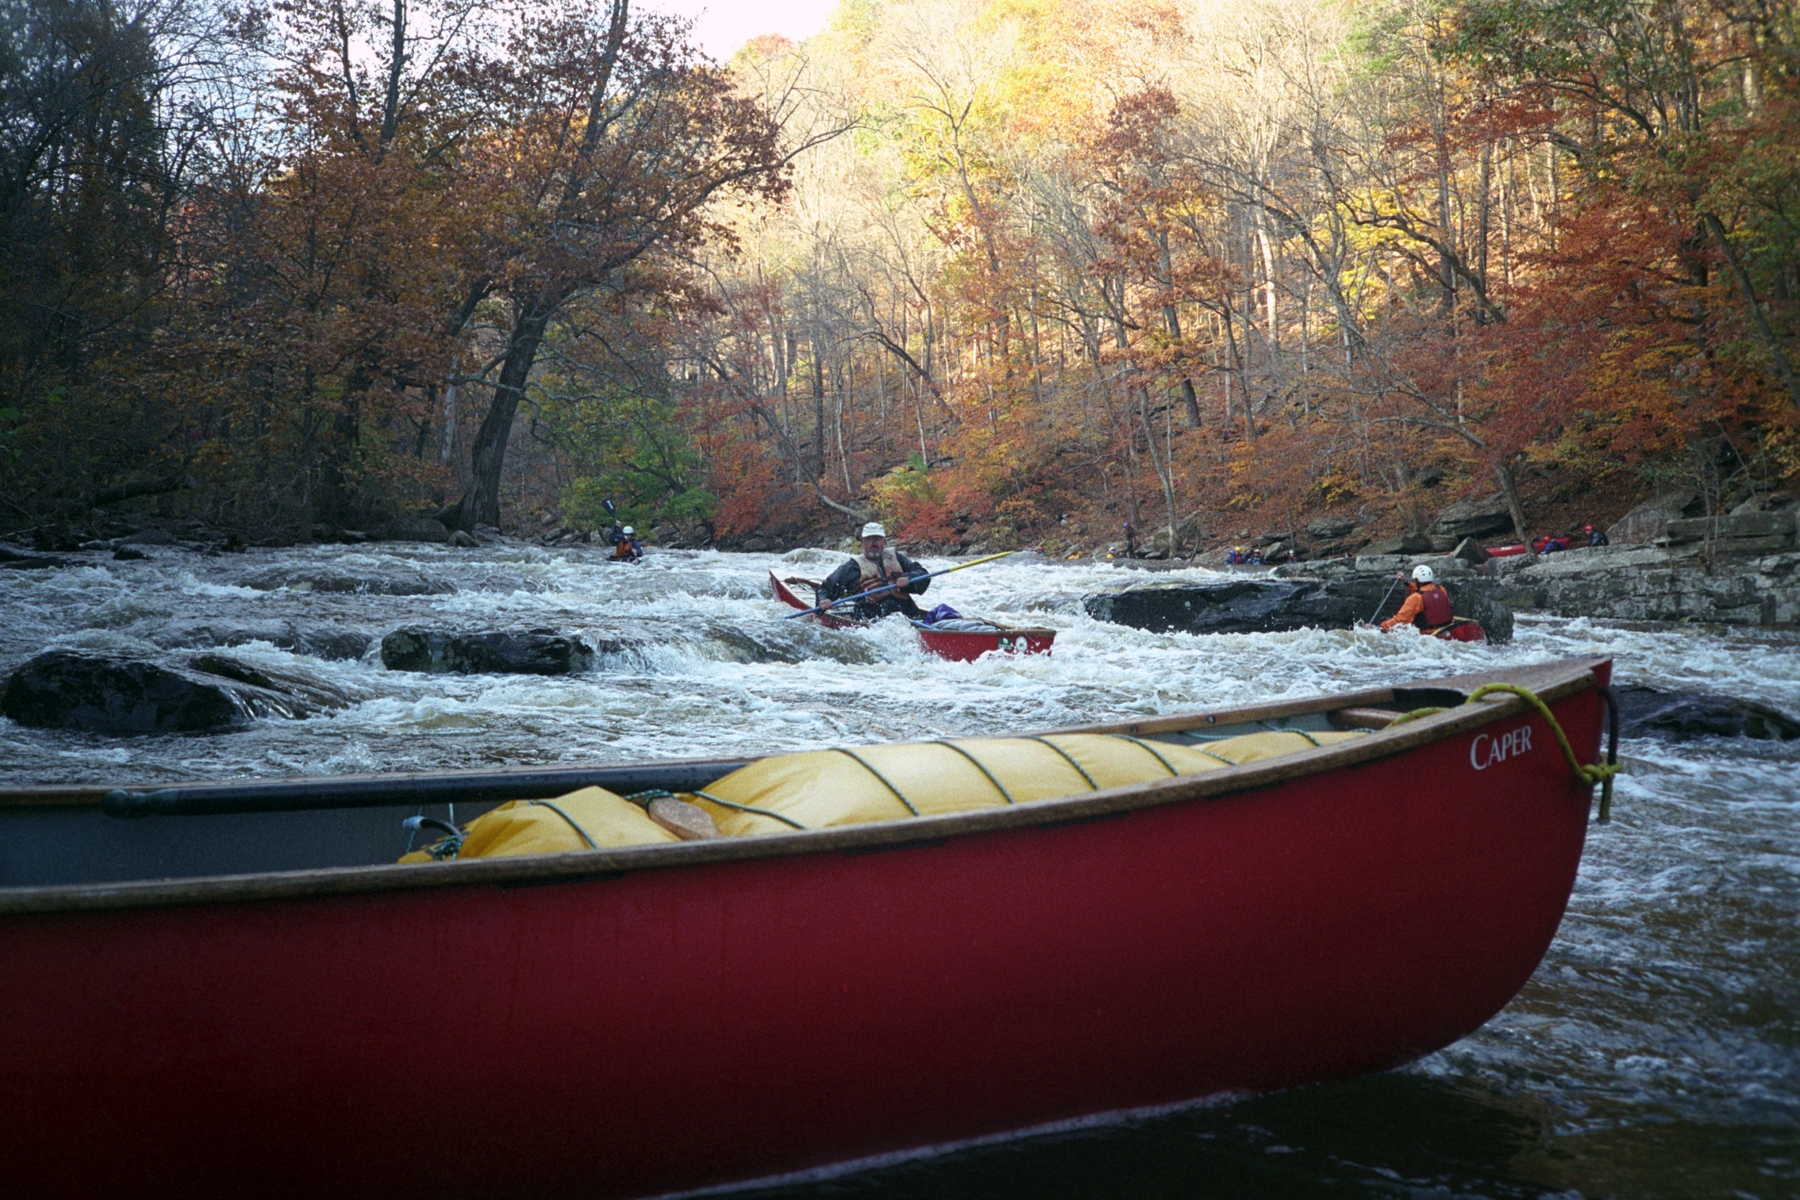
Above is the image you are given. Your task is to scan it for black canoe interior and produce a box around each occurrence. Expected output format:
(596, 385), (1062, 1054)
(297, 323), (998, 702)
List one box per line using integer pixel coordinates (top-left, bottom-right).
(0, 682), (1486, 889)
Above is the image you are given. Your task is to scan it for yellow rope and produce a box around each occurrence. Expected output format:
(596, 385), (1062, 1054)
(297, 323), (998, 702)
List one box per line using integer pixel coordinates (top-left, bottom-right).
(1388, 682), (1619, 820)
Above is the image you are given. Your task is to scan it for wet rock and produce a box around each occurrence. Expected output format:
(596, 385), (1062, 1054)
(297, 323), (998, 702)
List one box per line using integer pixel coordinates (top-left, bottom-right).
(147, 620), (371, 661)
(1083, 573), (1514, 643)
(0, 545), (78, 569)
(186, 653), (353, 717)
(119, 529), (183, 546)
(1614, 686), (1800, 741)
(244, 566), (456, 596)
(377, 516), (451, 544)
(0, 651), (249, 734)
(380, 627), (596, 675)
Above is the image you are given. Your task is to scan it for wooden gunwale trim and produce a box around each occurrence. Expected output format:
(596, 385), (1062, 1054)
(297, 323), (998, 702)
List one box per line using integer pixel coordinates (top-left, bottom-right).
(0, 660), (1606, 917)
(0, 755), (758, 809)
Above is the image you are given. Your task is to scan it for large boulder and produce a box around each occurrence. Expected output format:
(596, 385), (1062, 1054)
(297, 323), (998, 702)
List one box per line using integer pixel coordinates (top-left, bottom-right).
(1615, 686), (1800, 741)
(0, 650), (355, 734)
(1609, 490), (1703, 545)
(1428, 496), (1515, 544)
(380, 628), (596, 674)
(1658, 510), (1797, 556)
(1, 651), (249, 734)
(1083, 572), (1514, 643)
(1495, 548), (1800, 625)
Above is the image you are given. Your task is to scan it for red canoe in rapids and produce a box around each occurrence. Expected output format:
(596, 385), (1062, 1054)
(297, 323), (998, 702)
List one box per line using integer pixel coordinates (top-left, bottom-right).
(771, 569), (1056, 660)
(0, 657), (1618, 1200)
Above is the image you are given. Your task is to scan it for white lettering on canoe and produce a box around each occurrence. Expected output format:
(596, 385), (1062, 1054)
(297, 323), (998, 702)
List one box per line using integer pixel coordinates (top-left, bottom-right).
(1470, 725), (1533, 770)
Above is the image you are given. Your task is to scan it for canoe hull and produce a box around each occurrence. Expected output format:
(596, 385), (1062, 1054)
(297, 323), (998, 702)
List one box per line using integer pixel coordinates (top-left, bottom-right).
(0, 664), (1609, 1199)
(772, 570), (1054, 659)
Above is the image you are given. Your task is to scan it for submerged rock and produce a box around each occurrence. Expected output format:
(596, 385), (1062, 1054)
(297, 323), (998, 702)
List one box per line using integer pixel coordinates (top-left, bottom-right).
(380, 628), (596, 675)
(244, 566), (455, 596)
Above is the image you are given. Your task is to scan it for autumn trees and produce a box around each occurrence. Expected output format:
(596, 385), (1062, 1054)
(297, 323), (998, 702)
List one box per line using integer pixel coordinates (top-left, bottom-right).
(673, 0), (1793, 552)
(1, 0), (799, 541)
(1, 0), (1793, 548)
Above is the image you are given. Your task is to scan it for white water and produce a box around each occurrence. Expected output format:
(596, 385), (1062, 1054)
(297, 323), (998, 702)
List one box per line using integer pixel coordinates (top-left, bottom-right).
(2, 540), (1796, 1197)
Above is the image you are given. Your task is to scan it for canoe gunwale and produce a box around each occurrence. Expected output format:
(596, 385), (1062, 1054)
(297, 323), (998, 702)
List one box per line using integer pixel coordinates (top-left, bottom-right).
(0, 658), (1611, 916)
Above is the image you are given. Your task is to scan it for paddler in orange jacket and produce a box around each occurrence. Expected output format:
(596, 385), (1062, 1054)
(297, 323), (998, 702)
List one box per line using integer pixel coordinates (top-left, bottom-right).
(1380, 564), (1455, 632)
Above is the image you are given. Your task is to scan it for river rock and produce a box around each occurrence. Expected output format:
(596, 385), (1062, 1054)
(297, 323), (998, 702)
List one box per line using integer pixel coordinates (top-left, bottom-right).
(1083, 573), (1514, 643)
(245, 566), (456, 595)
(1, 545), (78, 569)
(1492, 548), (1799, 625)
(1609, 490), (1703, 545)
(0, 651), (250, 734)
(380, 628), (596, 674)
(1614, 685), (1800, 741)
(186, 654), (353, 717)
(148, 619), (372, 661)
(1428, 497), (1515, 543)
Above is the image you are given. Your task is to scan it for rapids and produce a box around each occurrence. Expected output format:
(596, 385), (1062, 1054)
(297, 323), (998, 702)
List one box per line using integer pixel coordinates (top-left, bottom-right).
(1, 540), (1795, 1198)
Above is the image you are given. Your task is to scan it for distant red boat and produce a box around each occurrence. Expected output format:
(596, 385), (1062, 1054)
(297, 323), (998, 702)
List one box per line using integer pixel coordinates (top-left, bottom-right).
(1485, 542), (1530, 557)
(0, 658), (1616, 1200)
(772, 569), (1055, 661)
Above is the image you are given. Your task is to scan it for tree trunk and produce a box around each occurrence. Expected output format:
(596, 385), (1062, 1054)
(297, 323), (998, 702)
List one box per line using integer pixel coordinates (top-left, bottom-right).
(440, 301), (552, 531)
(1495, 457), (1529, 544)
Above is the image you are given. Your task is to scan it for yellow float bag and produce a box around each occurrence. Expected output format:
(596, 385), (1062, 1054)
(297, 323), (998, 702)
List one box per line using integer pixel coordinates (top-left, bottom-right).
(684, 730), (1363, 837)
(398, 787), (679, 862)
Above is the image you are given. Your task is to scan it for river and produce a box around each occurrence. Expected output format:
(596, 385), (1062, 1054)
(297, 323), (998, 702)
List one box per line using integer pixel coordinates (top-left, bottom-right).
(1, 540), (1795, 1198)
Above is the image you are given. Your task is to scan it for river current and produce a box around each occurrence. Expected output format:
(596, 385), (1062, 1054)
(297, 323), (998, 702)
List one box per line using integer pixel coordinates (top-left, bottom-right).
(1, 540), (1795, 1198)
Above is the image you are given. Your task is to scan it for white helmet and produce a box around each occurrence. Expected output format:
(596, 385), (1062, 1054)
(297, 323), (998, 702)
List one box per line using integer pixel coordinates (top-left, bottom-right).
(860, 522), (886, 538)
(1411, 564), (1435, 583)
(621, 526), (634, 536)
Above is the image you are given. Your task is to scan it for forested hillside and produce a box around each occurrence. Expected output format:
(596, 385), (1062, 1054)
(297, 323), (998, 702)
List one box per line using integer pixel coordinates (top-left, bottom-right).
(3, 0), (1794, 552)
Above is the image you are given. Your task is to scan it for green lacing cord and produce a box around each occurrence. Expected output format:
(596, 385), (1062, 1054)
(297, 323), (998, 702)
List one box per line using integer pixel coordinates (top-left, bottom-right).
(1112, 734), (1187, 776)
(1388, 682), (1620, 820)
(525, 800), (599, 848)
(831, 748), (920, 816)
(1023, 736), (1102, 789)
(931, 740), (1019, 804)
(626, 788), (809, 831)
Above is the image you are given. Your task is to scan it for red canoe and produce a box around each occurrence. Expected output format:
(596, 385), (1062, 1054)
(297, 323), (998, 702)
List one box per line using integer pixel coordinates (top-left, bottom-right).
(0, 658), (1616, 1199)
(772, 569), (1056, 661)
